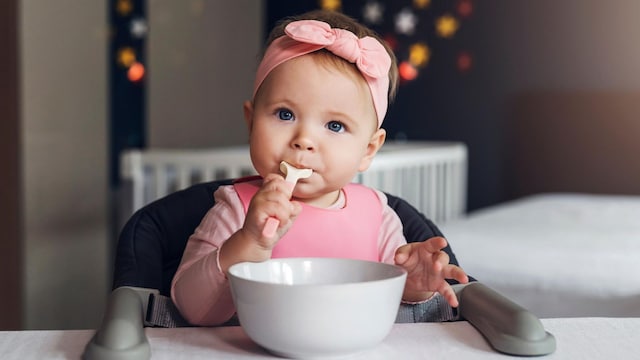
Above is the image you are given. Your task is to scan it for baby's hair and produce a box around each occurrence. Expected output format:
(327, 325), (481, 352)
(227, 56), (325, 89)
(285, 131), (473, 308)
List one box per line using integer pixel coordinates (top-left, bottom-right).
(265, 9), (399, 105)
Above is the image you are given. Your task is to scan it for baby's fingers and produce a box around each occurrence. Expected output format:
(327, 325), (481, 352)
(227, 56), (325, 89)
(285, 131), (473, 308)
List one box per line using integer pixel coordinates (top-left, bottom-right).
(394, 243), (414, 266)
(422, 236), (449, 253)
(431, 250), (450, 272)
(438, 282), (460, 308)
(443, 264), (469, 285)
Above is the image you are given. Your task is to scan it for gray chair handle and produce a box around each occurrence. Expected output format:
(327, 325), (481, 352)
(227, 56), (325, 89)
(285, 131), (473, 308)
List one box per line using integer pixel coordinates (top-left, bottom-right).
(83, 287), (152, 360)
(456, 282), (556, 356)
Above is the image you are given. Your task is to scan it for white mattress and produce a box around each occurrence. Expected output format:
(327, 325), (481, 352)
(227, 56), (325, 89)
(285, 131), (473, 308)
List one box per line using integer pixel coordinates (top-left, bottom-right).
(440, 193), (640, 318)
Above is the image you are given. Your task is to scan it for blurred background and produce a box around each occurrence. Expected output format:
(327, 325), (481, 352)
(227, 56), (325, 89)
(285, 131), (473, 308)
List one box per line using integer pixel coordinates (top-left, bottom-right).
(2, 0), (639, 330)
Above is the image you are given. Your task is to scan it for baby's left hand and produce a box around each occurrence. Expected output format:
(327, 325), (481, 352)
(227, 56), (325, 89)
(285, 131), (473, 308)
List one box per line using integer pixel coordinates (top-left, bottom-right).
(394, 237), (469, 307)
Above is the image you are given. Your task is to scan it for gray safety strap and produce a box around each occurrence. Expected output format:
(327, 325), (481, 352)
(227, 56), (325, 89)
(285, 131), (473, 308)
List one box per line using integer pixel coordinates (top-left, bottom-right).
(142, 288), (458, 327)
(395, 292), (460, 323)
(147, 294), (458, 327)
(120, 287), (190, 328)
(145, 293), (191, 328)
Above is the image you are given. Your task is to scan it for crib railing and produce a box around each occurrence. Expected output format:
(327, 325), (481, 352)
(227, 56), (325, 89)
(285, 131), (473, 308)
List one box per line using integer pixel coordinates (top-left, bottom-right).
(119, 141), (467, 224)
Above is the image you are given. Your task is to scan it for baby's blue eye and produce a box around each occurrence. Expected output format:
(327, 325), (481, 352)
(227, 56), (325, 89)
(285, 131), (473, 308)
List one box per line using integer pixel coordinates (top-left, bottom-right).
(327, 121), (345, 133)
(277, 109), (294, 121)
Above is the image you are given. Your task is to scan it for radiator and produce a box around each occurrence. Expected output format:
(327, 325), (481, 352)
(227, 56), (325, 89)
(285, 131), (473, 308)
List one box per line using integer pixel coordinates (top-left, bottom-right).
(119, 141), (467, 223)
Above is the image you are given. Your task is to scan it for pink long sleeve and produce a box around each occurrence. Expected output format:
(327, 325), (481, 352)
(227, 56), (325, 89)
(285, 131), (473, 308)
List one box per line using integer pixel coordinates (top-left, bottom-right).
(375, 191), (407, 265)
(171, 185), (407, 326)
(170, 186), (246, 326)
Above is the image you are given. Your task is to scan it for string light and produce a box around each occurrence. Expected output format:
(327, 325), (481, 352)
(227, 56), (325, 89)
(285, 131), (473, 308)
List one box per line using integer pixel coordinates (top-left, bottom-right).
(117, 47), (136, 68)
(457, 51), (473, 73)
(395, 8), (418, 35)
(367, 1), (472, 84)
(383, 34), (399, 52)
(113, 1), (148, 83)
(398, 61), (418, 81)
(130, 17), (148, 38)
(457, 0), (473, 18)
(363, 1), (384, 25)
(116, 0), (133, 17)
(413, 0), (431, 10)
(409, 43), (430, 68)
(127, 62), (145, 82)
(320, 0), (342, 11)
(435, 14), (459, 38)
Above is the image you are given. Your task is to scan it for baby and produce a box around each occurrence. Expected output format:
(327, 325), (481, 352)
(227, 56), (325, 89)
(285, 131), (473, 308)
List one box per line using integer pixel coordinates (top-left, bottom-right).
(171, 9), (468, 326)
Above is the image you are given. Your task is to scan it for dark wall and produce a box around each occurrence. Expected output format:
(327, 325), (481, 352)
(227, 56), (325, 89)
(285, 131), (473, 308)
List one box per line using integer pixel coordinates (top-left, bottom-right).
(0, 0), (22, 330)
(266, 1), (640, 211)
(466, 0), (640, 204)
(505, 91), (640, 197)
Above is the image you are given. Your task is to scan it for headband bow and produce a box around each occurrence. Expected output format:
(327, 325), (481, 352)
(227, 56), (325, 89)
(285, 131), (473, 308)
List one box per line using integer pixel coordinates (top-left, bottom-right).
(253, 20), (392, 127)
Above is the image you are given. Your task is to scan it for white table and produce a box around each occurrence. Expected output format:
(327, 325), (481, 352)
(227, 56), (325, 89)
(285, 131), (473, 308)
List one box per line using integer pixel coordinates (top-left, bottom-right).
(1, 318), (638, 359)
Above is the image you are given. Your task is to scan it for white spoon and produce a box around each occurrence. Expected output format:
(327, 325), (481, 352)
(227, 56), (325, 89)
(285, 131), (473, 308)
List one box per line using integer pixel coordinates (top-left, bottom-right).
(261, 161), (312, 237)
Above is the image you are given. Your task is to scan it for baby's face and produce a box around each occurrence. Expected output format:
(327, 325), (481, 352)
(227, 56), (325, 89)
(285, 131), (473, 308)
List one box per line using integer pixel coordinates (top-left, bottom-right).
(245, 55), (382, 207)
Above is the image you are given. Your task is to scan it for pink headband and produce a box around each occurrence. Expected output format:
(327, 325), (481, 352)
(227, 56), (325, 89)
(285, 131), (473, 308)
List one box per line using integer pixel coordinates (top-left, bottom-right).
(253, 20), (392, 127)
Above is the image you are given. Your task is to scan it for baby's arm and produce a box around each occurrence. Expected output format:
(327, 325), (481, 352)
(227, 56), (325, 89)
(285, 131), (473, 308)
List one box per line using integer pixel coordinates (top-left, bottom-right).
(395, 237), (469, 307)
(170, 190), (243, 326)
(171, 176), (301, 326)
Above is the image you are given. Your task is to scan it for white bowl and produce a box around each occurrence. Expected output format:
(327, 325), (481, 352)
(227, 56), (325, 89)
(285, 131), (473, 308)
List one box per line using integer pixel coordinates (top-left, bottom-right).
(227, 257), (407, 359)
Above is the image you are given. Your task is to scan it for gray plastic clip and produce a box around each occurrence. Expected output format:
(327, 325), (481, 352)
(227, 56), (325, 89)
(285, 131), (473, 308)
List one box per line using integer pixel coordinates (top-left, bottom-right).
(456, 282), (556, 356)
(82, 287), (151, 360)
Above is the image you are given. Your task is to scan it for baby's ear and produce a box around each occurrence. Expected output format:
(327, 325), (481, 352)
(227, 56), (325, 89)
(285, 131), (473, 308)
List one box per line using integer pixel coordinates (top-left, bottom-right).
(243, 100), (254, 132)
(358, 128), (386, 172)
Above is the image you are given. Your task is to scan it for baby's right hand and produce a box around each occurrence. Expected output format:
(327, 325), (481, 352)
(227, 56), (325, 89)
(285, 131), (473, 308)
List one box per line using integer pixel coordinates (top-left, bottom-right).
(218, 174), (301, 272)
(245, 174), (302, 243)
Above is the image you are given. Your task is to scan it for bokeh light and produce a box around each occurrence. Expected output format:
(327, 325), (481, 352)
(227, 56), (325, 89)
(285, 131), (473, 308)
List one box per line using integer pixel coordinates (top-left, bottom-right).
(457, 51), (473, 73)
(127, 62), (145, 82)
(399, 61), (419, 81)
(117, 47), (136, 68)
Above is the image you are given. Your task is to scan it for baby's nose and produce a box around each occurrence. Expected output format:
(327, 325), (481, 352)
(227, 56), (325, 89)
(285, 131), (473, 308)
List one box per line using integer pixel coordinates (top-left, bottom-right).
(293, 140), (314, 151)
(291, 131), (315, 151)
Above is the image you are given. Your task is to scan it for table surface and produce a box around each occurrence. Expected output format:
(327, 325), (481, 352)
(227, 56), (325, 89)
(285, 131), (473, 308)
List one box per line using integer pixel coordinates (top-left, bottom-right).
(1, 317), (639, 359)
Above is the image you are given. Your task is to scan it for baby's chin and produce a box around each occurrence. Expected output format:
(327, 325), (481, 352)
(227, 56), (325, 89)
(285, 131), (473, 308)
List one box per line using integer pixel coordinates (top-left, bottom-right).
(292, 187), (343, 208)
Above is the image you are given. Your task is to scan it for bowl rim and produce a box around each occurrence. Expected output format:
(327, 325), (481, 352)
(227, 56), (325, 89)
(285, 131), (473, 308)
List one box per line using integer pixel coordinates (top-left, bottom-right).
(227, 257), (407, 287)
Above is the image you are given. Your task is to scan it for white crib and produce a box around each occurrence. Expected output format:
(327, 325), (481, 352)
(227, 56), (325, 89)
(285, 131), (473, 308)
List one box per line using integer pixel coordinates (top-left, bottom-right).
(119, 141), (467, 224)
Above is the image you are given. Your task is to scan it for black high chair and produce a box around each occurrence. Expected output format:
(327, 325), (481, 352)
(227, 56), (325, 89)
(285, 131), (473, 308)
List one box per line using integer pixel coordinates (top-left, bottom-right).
(83, 180), (555, 359)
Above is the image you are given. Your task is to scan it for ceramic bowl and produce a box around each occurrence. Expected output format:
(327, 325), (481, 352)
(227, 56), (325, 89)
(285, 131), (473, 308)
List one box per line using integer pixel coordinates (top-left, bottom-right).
(227, 257), (407, 359)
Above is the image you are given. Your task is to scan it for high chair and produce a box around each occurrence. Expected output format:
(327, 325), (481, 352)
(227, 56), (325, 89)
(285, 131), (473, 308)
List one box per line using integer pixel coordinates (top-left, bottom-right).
(84, 179), (556, 359)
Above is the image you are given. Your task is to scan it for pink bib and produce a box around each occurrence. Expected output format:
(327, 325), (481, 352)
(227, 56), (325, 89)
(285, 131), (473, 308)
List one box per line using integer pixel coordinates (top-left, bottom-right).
(234, 178), (381, 261)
